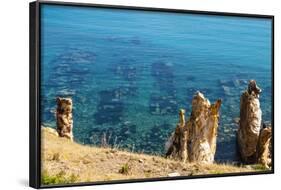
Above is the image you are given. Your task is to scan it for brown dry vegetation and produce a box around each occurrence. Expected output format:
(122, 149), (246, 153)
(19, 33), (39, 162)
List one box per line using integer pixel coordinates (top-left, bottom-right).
(41, 127), (266, 185)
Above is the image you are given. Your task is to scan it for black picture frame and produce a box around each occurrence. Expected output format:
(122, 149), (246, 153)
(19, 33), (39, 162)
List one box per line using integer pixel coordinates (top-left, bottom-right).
(29, 1), (274, 188)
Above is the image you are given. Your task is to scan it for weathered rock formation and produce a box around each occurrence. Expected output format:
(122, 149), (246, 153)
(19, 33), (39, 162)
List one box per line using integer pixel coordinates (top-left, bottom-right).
(166, 109), (188, 162)
(257, 125), (272, 168)
(166, 92), (222, 164)
(237, 80), (262, 163)
(186, 92), (222, 163)
(56, 97), (73, 141)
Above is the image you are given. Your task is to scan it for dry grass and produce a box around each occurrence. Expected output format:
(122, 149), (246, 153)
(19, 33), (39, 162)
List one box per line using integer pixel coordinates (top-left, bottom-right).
(41, 127), (265, 185)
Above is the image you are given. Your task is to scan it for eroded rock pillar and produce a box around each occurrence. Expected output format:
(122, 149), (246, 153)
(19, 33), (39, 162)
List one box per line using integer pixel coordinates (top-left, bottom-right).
(237, 80), (262, 163)
(166, 92), (221, 164)
(56, 97), (73, 141)
(186, 92), (222, 163)
(166, 109), (188, 162)
(257, 126), (272, 168)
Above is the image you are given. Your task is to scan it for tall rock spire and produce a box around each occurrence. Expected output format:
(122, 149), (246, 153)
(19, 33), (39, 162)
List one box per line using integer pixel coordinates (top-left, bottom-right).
(186, 92), (221, 163)
(56, 97), (74, 141)
(237, 80), (262, 163)
(166, 92), (221, 164)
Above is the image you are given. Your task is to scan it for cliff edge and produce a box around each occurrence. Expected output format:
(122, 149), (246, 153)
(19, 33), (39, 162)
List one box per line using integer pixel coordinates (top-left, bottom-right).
(41, 127), (266, 185)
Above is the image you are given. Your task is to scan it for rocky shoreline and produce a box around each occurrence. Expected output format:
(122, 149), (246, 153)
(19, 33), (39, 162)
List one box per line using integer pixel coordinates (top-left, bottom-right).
(42, 80), (272, 184)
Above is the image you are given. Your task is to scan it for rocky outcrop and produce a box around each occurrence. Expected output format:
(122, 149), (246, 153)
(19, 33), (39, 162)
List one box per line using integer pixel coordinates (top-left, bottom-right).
(166, 92), (222, 164)
(257, 126), (272, 168)
(237, 80), (262, 163)
(186, 92), (222, 163)
(56, 97), (73, 141)
(166, 109), (188, 162)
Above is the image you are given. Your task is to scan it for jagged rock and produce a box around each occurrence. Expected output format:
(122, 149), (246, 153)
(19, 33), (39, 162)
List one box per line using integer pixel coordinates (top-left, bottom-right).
(166, 92), (221, 164)
(56, 97), (73, 141)
(257, 126), (272, 168)
(237, 80), (262, 163)
(186, 92), (222, 163)
(248, 80), (262, 98)
(166, 109), (188, 162)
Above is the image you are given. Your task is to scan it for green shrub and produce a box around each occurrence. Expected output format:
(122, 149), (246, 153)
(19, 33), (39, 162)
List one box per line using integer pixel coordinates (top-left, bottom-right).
(210, 170), (224, 174)
(41, 170), (78, 185)
(119, 163), (131, 175)
(251, 164), (269, 171)
(52, 153), (60, 161)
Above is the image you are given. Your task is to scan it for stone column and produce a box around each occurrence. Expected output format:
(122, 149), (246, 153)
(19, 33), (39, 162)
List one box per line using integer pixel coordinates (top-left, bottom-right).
(186, 92), (222, 163)
(166, 92), (221, 164)
(56, 97), (73, 141)
(257, 126), (272, 168)
(237, 80), (262, 163)
(166, 109), (188, 162)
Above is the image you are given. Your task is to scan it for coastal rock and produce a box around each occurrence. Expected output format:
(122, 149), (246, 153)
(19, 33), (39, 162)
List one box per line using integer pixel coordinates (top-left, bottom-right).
(56, 97), (73, 141)
(186, 92), (222, 163)
(237, 80), (262, 163)
(166, 109), (188, 162)
(257, 126), (272, 168)
(166, 92), (222, 164)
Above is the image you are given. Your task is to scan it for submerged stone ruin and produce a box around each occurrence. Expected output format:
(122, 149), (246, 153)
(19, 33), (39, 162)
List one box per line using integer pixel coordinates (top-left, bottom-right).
(166, 92), (222, 164)
(56, 97), (73, 141)
(237, 80), (272, 167)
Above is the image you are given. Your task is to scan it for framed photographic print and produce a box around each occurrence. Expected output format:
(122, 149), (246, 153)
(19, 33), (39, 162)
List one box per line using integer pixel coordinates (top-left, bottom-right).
(29, 0), (274, 188)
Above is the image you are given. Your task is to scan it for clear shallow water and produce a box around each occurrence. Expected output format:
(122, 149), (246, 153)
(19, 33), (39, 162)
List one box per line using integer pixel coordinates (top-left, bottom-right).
(40, 5), (272, 161)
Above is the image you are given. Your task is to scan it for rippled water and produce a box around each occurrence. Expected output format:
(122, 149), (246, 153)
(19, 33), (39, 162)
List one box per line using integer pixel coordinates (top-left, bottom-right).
(40, 4), (272, 161)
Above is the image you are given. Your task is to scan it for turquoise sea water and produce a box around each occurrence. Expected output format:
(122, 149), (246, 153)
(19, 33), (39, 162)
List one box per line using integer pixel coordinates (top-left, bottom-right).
(40, 5), (272, 161)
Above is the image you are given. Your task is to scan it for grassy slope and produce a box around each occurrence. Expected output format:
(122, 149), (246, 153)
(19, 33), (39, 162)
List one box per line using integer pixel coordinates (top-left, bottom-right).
(41, 127), (265, 185)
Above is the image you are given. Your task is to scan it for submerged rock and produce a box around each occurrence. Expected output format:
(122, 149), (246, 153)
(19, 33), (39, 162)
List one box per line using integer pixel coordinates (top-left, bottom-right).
(186, 76), (196, 82)
(222, 85), (231, 96)
(149, 94), (178, 115)
(56, 97), (73, 141)
(94, 89), (124, 125)
(237, 80), (262, 163)
(218, 79), (235, 87)
(151, 61), (175, 92)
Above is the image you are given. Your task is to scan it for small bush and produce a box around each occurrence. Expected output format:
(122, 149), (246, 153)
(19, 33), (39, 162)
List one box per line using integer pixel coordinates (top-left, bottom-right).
(210, 170), (224, 174)
(52, 153), (60, 161)
(119, 163), (131, 175)
(251, 164), (269, 171)
(41, 170), (78, 185)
